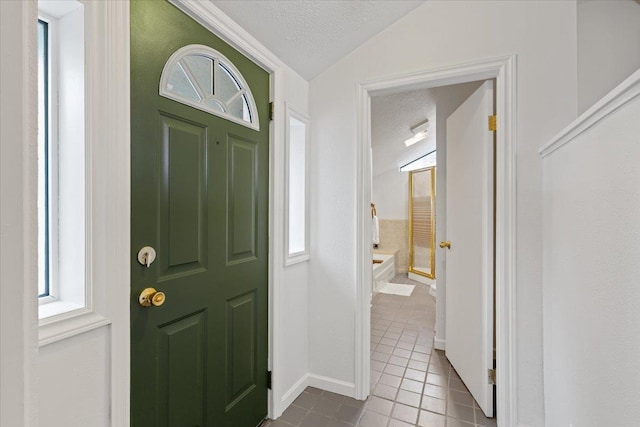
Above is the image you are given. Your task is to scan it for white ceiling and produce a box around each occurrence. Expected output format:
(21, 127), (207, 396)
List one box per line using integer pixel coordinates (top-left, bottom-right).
(210, 0), (427, 80)
(371, 88), (436, 177)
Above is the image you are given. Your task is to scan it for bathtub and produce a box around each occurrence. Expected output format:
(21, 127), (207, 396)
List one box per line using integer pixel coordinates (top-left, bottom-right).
(372, 253), (395, 293)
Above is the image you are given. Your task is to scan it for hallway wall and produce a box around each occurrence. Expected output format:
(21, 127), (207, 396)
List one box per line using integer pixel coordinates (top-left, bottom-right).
(542, 69), (640, 426)
(577, 0), (640, 114)
(277, 66), (311, 413)
(308, 1), (578, 425)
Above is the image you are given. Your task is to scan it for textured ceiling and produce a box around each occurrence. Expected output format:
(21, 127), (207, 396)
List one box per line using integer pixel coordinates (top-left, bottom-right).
(371, 88), (437, 177)
(210, 0), (426, 80)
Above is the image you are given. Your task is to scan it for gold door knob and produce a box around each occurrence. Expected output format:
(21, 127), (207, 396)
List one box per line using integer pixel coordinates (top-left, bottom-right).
(439, 241), (451, 249)
(138, 287), (166, 307)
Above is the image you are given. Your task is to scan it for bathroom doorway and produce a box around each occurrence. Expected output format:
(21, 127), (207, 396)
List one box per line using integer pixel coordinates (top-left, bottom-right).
(367, 78), (498, 425)
(356, 57), (518, 426)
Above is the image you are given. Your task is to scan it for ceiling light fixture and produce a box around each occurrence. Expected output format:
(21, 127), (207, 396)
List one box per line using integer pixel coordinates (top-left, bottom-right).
(404, 118), (429, 147)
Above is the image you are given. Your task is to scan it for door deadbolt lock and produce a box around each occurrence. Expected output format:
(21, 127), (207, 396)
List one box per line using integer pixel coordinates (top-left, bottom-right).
(139, 287), (166, 307)
(439, 241), (451, 249)
(137, 246), (156, 267)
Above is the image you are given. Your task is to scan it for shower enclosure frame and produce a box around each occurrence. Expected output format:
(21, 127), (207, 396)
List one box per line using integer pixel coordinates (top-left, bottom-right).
(408, 166), (436, 280)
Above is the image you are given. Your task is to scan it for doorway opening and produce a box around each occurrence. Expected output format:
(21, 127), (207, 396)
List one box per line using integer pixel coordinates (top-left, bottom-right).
(355, 56), (517, 427)
(369, 79), (495, 426)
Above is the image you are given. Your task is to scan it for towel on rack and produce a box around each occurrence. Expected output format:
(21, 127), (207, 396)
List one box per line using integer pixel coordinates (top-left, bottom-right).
(372, 215), (380, 245)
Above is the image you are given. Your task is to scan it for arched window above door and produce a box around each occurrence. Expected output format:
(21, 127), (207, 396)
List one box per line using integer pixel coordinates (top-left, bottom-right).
(159, 44), (260, 130)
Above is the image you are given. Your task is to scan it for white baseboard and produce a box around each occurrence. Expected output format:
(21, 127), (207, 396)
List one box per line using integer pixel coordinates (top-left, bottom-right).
(434, 337), (446, 351)
(307, 374), (356, 398)
(277, 374), (310, 417)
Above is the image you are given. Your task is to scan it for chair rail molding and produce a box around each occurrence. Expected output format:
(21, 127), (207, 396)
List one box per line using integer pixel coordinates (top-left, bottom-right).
(540, 68), (640, 158)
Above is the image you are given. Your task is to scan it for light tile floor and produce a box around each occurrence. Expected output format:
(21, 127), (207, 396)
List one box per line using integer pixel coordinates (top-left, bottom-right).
(265, 274), (497, 427)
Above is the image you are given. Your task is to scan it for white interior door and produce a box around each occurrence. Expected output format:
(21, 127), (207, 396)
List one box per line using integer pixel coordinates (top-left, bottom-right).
(444, 80), (495, 417)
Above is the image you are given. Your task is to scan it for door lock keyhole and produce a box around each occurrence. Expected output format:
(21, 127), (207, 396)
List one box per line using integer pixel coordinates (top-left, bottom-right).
(137, 246), (156, 267)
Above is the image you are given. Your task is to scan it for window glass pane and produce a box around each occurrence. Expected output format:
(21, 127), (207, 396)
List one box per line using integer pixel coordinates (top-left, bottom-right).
(227, 95), (244, 121)
(288, 116), (306, 254)
(203, 97), (225, 113)
(217, 62), (241, 105)
(182, 55), (213, 96)
(37, 19), (49, 297)
(166, 62), (200, 102)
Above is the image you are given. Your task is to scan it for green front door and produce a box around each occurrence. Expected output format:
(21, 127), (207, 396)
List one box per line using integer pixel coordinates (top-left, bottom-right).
(130, 1), (270, 426)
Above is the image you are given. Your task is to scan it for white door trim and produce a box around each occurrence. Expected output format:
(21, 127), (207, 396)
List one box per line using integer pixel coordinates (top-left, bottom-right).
(355, 55), (517, 426)
(169, 0), (287, 418)
(1, 2), (39, 426)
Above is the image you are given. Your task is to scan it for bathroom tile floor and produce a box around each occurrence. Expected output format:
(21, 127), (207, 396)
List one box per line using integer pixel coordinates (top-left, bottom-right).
(264, 274), (497, 427)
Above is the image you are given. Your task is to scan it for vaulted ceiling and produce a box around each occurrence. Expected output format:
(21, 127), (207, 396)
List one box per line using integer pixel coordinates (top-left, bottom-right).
(371, 89), (436, 177)
(210, 0), (427, 80)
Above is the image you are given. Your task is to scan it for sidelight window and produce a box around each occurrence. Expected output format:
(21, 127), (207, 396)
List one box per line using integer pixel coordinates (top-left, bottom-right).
(284, 104), (310, 265)
(38, 0), (87, 320)
(37, 18), (52, 299)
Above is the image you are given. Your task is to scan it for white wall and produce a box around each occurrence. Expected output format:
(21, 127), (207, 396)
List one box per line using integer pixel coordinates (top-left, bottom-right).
(276, 66), (311, 411)
(577, 0), (640, 114)
(309, 1), (578, 424)
(372, 169), (408, 220)
(38, 329), (111, 426)
(541, 70), (640, 427)
(431, 81), (483, 349)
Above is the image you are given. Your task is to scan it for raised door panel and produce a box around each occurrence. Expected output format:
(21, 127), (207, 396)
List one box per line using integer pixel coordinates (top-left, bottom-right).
(225, 290), (258, 410)
(159, 114), (208, 280)
(226, 135), (258, 265)
(157, 311), (207, 427)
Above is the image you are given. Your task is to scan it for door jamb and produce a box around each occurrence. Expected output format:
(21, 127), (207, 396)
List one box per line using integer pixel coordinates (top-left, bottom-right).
(169, 0), (286, 419)
(355, 55), (517, 426)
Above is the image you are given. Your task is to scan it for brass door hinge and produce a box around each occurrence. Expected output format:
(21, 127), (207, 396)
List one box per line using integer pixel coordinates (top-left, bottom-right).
(488, 115), (497, 132)
(269, 102), (274, 121)
(488, 368), (496, 385)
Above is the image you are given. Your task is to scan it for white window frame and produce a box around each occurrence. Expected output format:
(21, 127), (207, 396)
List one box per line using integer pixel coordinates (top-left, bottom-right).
(37, 13), (60, 305)
(37, 0), (111, 345)
(284, 103), (310, 266)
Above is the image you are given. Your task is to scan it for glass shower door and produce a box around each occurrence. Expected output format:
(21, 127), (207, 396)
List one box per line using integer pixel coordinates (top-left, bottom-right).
(408, 167), (435, 279)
